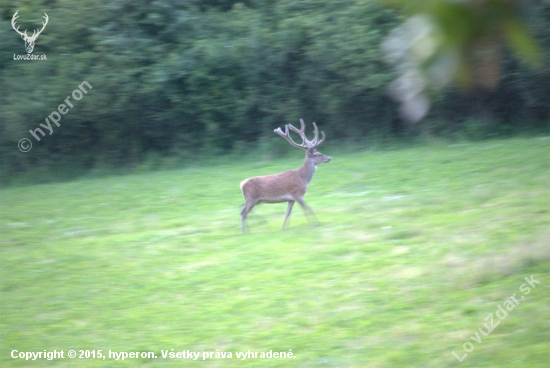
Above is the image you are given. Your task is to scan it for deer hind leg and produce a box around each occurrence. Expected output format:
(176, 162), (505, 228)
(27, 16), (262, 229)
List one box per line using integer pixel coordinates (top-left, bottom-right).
(296, 198), (319, 226)
(240, 200), (256, 233)
(282, 200), (295, 229)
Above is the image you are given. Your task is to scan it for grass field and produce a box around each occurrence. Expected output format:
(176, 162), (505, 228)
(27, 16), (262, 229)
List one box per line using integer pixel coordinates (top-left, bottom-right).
(1, 137), (549, 367)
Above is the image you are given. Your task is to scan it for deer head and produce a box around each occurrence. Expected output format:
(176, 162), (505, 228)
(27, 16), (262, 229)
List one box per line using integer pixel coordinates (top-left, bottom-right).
(12, 11), (49, 54)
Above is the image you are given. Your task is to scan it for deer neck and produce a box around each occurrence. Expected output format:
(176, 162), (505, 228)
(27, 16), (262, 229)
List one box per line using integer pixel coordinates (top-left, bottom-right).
(298, 154), (317, 184)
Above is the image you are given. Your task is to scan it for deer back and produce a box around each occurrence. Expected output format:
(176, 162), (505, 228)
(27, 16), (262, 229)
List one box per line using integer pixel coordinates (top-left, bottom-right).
(240, 169), (307, 203)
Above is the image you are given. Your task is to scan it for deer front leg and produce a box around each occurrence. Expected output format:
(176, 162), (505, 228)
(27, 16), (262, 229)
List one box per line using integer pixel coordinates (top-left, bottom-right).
(282, 200), (295, 229)
(296, 198), (319, 226)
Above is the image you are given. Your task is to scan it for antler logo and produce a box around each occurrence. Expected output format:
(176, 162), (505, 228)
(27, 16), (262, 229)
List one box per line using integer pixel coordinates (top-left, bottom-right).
(11, 10), (49, 54)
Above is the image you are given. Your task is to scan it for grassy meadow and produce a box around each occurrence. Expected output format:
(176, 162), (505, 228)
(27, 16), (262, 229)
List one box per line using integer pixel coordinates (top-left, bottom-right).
(1, 137), (549, 367)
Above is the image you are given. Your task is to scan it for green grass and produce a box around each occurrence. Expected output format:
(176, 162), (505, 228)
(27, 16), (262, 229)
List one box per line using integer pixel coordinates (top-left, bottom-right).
(1, 137), (549, 367)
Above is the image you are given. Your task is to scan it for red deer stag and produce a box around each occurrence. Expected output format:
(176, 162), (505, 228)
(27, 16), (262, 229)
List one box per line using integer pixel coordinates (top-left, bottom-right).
(240, 119), (331, 232)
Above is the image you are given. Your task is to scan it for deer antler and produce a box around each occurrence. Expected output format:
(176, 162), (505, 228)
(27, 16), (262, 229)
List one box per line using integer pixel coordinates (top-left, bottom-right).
(274, 119), (308, 149)
(274, 119), (326, 150)
(29, 13), (48, 41)
(11, 11), (27, 38)
(11, 11), (48, 41)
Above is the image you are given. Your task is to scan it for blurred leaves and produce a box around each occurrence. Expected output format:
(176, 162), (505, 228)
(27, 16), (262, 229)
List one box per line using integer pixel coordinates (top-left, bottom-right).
(0, 0), (548, 177)
(382, 0), (545, 122)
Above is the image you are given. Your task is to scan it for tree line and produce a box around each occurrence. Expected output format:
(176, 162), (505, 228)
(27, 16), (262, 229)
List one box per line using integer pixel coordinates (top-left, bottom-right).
(0, 0), (548, 179)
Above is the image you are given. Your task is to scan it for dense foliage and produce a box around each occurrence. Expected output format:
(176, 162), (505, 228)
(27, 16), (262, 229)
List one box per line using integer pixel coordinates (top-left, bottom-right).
(0, 0), (548, 177)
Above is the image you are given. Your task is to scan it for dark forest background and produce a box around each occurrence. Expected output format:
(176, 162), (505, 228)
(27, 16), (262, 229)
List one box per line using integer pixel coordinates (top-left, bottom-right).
(0, 0), (548, 181)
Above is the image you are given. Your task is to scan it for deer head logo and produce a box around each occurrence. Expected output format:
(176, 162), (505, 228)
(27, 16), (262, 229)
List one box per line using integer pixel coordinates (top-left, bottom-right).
(11, 10), (49, 54)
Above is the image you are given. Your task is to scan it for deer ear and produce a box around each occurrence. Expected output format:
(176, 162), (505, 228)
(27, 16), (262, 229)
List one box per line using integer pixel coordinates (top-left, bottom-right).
(20, 34), (25, 39)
